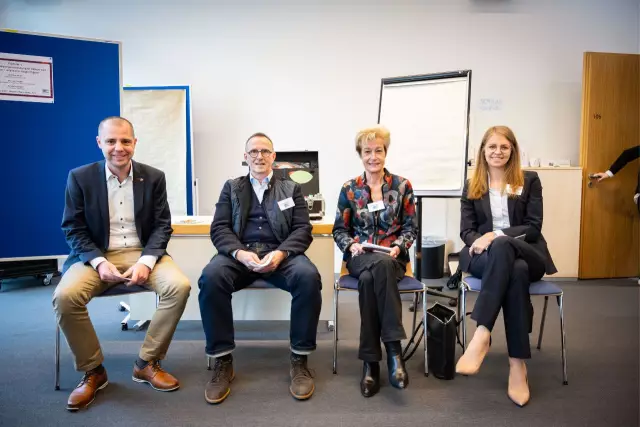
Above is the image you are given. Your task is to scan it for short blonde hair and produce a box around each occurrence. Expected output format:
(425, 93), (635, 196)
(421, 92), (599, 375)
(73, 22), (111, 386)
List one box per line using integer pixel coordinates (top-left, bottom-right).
(355, 125), (390, 156)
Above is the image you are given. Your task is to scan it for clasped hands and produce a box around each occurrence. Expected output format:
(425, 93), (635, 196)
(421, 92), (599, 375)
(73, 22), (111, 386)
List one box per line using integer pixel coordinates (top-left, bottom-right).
(236, 249), (286, 273)
(96, 261), (150, 286)
(349, 243), (401, 259)
(469, 232), (498, 256)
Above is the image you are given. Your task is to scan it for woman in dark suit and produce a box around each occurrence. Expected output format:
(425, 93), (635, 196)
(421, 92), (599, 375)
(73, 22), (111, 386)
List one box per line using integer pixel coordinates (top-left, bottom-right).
(332, 125), (417, 398)
(455, 126), (557, 407)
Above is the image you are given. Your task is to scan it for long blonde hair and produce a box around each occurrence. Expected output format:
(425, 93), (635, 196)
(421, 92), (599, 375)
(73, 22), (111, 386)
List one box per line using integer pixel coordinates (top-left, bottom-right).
(468, 126), (524, 199)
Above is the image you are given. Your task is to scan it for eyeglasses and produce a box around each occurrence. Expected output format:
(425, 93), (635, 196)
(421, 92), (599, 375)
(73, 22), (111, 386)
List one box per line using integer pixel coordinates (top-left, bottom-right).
(485, 145), (511, 153)
(247, 149), (273, 158)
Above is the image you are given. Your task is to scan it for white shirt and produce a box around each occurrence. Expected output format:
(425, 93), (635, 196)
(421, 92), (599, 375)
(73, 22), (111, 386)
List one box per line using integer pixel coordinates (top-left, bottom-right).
(489, 188), (510, 237)
(249, 171), (273, 203)
(89, 163), (157, 271)
(232, 171), (277, 260)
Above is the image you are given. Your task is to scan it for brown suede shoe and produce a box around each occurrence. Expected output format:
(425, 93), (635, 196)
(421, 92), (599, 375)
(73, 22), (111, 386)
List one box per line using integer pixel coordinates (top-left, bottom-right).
(289, 354), (315, 400)
(205, 356), (234, 404)
(132, 360), (180, 391)
(67, 368), (109, 411)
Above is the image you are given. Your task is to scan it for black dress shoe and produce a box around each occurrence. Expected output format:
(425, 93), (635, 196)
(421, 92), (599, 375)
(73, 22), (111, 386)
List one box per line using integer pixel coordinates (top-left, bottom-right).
(385, 341), (409, 389)
(360, 362), (380, 398)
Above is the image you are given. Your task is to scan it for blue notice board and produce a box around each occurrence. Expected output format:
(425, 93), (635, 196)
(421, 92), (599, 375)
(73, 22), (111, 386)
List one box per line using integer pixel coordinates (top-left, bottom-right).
(0, 31), (121, 259)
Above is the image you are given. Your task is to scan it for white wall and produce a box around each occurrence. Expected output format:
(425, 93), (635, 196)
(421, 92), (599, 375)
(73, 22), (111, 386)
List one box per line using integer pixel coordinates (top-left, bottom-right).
(3, 0), (639, 270)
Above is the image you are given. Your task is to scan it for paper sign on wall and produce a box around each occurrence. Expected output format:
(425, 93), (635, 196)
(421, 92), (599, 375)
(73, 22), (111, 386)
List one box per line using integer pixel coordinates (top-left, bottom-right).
(0, 52), (54, 103)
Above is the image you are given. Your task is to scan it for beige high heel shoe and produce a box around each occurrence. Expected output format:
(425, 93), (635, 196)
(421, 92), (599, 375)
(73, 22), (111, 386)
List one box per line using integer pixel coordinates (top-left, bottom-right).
(455, 327), (491, 376)
(507, 362), (530, 407)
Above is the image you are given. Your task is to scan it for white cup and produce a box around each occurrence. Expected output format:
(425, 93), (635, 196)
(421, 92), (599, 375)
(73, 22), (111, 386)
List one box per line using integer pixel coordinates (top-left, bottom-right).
(529, 158), (540, 167)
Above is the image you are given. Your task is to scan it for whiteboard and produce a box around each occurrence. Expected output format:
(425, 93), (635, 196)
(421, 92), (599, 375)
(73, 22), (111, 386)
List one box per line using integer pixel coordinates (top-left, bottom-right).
(378, 71), (471, 196)
(122, 86), (194, 215)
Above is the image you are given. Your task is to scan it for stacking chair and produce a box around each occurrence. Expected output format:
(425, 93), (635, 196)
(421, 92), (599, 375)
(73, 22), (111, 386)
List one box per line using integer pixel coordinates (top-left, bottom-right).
(458, 276), (568, 385)
(332, 261), (429, 376)
(55, 283), (157, 390)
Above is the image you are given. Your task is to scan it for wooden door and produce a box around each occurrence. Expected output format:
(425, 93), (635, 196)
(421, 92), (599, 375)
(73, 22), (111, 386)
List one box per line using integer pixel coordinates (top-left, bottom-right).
(579, 52), (640, 279)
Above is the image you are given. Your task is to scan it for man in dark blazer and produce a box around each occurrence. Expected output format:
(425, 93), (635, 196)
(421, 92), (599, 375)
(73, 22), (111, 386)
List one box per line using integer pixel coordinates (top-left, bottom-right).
(53, 117), (190, 411)
(198, 133), (322, 404)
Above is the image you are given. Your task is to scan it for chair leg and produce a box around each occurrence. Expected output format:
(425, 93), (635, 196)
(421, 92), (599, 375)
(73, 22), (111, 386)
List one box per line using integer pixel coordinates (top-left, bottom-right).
(411, 292), (419, 334)
(332, 286), (339, 374)
(423, 289), (429, 377)
(557, 294), (568, 385)
(55, 324), (60, 391)
(537, 296), (549, 350)
(460, 286), (467, 354)
(207, 355), (211, 370)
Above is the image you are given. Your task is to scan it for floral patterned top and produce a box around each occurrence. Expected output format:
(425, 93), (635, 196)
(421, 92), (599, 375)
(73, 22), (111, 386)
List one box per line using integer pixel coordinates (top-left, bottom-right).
(332, 169), (417, 261)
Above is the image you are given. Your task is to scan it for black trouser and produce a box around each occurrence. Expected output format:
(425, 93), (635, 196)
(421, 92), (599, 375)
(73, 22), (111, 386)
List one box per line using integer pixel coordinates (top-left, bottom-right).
(460, 237), (546, 359)
(198, 249), (322, 356)
(346, 252), (407, 362)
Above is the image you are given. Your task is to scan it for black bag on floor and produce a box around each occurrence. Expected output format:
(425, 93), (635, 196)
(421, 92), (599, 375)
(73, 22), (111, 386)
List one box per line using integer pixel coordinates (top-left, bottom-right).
(427, 302), (457, 380)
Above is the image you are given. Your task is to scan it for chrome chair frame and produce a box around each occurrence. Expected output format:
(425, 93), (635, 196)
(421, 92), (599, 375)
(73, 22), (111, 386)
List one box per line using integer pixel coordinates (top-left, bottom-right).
(458, 276), (568, 385)
(332, 262), (429, 377)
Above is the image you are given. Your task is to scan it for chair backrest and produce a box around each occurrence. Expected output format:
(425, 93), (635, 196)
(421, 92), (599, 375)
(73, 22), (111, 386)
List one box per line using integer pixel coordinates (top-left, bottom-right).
(340, 260), (414, 277)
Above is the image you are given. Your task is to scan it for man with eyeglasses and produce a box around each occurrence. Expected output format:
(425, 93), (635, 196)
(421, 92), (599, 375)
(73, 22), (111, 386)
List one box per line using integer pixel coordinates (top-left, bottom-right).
(198, 133), (322, 404)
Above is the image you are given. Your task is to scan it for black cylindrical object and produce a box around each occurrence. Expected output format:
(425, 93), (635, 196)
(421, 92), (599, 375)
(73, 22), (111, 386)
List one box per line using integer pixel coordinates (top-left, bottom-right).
(421, 241), (445, 279)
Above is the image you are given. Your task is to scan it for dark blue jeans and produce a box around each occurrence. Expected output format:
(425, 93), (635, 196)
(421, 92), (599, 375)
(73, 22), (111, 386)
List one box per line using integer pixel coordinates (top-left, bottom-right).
(198, 253), (322, 356)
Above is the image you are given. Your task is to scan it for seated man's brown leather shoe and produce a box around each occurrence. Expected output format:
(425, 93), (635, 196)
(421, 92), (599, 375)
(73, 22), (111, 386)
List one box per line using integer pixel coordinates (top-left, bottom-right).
(132, 360), (180, 391)
(67, 368), (109, 411)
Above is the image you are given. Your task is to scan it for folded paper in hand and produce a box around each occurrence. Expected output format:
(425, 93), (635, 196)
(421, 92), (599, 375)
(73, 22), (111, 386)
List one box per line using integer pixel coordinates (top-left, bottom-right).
(361, 242), (393, 253)
(248, 252), (274, 269)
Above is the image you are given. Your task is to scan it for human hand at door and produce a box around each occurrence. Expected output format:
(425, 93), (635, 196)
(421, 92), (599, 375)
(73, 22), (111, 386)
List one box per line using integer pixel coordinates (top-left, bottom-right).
(591, 172), (611, 182)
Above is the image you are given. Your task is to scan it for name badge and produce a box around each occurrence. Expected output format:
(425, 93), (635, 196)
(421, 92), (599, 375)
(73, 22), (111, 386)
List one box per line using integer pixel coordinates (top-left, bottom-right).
(506, 184), (523, 196)
(367, 201), (385, 212)
(278, 197), (295, 211)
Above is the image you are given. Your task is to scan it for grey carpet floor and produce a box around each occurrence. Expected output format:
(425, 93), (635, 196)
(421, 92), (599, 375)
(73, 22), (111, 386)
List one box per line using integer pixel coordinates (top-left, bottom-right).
(0, 276), (638, 427)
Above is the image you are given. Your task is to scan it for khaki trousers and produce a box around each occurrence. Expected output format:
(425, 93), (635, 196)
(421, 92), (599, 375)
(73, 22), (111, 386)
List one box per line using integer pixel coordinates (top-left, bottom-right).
(52, 249), (190, 372)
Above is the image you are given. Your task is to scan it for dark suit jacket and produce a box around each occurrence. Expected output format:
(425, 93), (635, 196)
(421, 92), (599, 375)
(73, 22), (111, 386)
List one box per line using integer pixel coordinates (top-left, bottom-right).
(210, 174), (312, 257)
(459, 170), (557, 275)
(61, 160), (172, 273)
(609, 145), (639, 194)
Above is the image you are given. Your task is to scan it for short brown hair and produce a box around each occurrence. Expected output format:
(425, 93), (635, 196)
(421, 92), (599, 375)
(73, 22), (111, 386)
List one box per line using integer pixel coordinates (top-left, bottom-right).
(98, 116), (135, 137)
(245, 132), (274, 150)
